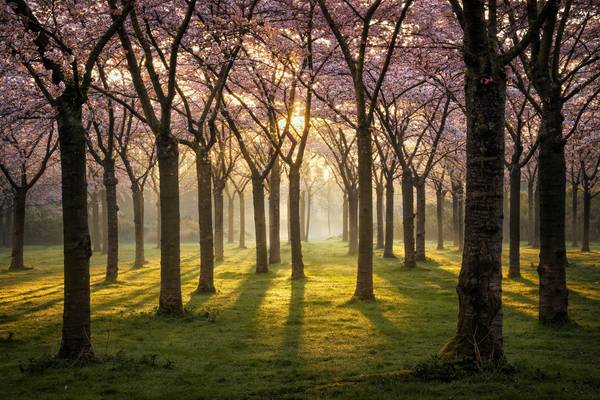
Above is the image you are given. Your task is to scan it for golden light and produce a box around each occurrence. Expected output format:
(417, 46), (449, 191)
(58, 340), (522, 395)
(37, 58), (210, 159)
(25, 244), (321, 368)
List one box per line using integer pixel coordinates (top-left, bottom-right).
(107, 68), (123, 83)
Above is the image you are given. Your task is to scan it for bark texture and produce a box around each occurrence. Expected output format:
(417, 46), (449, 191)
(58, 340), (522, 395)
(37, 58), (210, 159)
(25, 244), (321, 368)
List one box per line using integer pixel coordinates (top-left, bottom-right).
(442, 69), (505, 365)
(289, 166), (304, 278)
(56, 95), (93, 359)
(347, 188), (358, 255)
(401, 172), (415, 268)
(100, 189), (108, 254)
(157, 134), (183, 314)
(268, 160), (281, 264)
(9, 190), (26, 270)
(252, 177), (269, 273)
(214, 183), (225, 262)
(537, 99), (569, 325)
(376, 183), (384, 249)
(342, 191), (348, 242)
(238, 191), (246, 248)
(415, 179), (426, 261)
(103, 161), (119, 283)
(227, 191), (235, 243)
(508, 165), (521, 278)
(436, 187), (444, 250)
(196, 150), (215, 293)
(527, 178), (535, 246)
(354, 122), (374, 300)
(91, 192), (101, 253)
(581, 184), (590, 252)
(571, 183), (578, 247)
(132, 187), (146, 268)
(383, 176), (395, 258)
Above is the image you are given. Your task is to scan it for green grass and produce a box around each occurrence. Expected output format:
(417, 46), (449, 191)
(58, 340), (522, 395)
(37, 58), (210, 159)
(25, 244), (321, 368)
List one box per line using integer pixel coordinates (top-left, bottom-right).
(1, 240), (599, 399)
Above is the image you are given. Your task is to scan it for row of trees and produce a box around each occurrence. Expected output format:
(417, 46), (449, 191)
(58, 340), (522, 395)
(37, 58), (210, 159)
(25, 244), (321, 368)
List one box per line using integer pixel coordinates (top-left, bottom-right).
(1, 0), (599, 367)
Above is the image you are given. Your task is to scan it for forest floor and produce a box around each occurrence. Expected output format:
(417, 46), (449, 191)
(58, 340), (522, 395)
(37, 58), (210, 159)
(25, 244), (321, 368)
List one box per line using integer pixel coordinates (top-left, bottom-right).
(0, 240), (599, 399)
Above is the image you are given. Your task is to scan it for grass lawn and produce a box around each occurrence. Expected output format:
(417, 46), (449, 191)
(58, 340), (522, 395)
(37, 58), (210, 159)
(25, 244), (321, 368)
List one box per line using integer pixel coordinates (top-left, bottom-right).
(1, 240), (599, 399)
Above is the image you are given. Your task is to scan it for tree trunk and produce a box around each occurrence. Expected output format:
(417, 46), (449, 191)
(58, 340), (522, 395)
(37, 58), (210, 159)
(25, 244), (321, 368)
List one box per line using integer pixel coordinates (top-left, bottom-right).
(268, 159), (281, 264)
(300, 190), (306, 241)
(155, 197), (161, 249)
(214, 183), (225, 263)
(452, 185), (459, 247)
(238, 190), (246, 248)
(0, 206), (7, 247)
(533, 182), (540, 248)
(527, 178), (535, 246)
(196, 149), (215, 293)
(342, 191), (348, 242)
(9, 189), (26, 271)
(56, 95), (93, 359)
(503, 184), (510, 242)
(401, 172), (415, 268)
(571, 183), (578, 247)
(91, 192), (100, 253)
(305, 191), (311, 242)
(537, 98), (568, 325)
(415, 179), (426, 261)
(227, 191), (234, 243)
(581, 184), (591, 252)
(441, 72), (505, 364)
(347, 188), (358, 255)
(436, 188), (444, 250)
(132, 186), (145, 268)
(103, 160), (119, 283)
(384, 176), (395, 258)
(458, 183), (464, 251)
(100, 188), (108, 254)
(289, 166), (304, 278)
(287, 191), (291, 244)
(156, 134), (183, 314)
(376, 183), (384, 249)
(252, 176), (268, 273)
(508, 165), (521, 278)
(354, 117), (374, 300)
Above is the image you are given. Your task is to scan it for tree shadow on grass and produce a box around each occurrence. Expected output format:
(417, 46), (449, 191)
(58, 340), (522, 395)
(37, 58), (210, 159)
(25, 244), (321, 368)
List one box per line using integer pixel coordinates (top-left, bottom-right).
(347, 299), (405, 345)
(281, 278), (305, 364)
(227, 264), (279, 332)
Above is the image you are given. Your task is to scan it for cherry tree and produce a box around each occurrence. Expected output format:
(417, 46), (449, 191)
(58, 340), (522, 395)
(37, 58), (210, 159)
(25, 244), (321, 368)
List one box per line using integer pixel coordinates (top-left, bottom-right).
(2, 0), (131, 358)
(0, 85), (57, 271)
(111, 0), (197, 313)
(317, 0), (415, 299)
